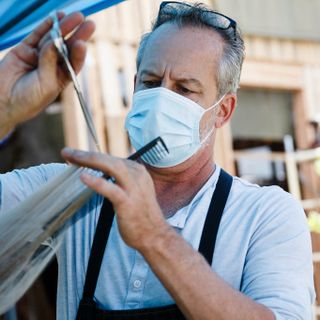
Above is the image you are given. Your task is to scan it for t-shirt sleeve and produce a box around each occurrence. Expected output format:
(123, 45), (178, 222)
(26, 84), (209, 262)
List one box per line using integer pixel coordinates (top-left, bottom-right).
(0, 163), (67, 217)
(241, 187), (315, 319)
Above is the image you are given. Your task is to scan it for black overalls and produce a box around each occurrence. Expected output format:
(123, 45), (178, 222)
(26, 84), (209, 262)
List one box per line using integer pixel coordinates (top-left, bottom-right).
(76, 169), (233, 320)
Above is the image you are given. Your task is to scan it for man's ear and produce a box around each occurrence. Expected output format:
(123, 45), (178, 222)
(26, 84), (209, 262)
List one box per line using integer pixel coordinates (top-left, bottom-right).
(133, 74), (137, 92)
(215, 94), (237, 128)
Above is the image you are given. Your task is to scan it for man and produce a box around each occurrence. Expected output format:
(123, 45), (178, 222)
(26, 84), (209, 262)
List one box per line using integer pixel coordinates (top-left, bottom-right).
(0, 2), (315, 319)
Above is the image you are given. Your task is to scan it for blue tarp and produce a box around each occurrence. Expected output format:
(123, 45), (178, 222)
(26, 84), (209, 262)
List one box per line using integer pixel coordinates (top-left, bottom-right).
(0, 0), (126, 50)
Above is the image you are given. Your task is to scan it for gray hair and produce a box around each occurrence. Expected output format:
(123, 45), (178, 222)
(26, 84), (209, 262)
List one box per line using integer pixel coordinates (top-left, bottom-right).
(136, 2), (245, 97)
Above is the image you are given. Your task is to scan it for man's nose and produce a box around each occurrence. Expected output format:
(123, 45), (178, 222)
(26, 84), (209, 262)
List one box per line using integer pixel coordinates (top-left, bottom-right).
(160, 79), (175, 94)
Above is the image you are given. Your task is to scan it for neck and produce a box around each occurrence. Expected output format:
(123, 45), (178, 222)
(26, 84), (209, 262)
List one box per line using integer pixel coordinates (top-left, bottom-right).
(147, 150), (216, 218)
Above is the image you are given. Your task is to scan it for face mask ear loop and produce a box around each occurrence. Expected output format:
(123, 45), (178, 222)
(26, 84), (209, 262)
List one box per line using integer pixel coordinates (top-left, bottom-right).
(206, 93), (226, 113)
(200, 94), (226, 144)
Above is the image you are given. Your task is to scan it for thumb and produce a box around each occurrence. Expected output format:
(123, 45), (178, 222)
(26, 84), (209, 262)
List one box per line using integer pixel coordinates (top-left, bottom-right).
(38, 41), (60, 88)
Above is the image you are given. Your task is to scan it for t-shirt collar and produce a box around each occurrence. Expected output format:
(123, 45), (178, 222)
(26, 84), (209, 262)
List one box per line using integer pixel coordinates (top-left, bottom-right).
(166, 165), (221, 229)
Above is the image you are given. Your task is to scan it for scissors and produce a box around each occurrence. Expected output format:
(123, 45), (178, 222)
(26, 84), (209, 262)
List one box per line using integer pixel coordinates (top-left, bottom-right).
(50, 12), (101, 152)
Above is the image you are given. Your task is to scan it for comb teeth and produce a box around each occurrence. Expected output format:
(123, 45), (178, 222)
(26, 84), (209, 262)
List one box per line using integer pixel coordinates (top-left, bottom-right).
(128, 137), (169, 165)
(141, 141), (168, 165)
(103, 137), (169, 180)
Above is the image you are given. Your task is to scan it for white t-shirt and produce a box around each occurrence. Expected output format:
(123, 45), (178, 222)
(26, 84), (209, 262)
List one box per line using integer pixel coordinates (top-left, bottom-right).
(0, 163), (315, 319)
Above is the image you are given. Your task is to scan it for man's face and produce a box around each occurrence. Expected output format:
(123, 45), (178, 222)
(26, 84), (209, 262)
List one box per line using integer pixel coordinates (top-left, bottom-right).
(135, 22), (224, 110)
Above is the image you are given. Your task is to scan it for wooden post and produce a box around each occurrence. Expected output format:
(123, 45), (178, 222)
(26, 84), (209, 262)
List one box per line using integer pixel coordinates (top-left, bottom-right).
(215, 123), (235, 174)
(96, 41), (129, 157)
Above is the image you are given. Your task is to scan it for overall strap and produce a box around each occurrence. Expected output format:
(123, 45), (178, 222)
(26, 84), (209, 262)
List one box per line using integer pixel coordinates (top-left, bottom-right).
(82, 198), (115, 300)
(81, 168), (233, 301)
(198, 169), (233, 265)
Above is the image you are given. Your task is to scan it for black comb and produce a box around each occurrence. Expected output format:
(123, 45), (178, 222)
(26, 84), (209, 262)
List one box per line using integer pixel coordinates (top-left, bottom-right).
(103, 137), (169, 181)
(128, 136), (169, 164)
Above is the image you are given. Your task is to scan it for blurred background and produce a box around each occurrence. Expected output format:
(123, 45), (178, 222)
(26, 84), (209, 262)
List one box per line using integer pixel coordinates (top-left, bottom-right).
(1, 0), (320, 318)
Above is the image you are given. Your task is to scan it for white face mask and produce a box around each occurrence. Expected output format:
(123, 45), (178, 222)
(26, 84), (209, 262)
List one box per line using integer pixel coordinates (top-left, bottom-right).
(125, 87), (225, 168)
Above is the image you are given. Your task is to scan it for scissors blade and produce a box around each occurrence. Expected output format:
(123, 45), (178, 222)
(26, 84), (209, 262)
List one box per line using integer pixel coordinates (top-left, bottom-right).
(50, 12), (101, 152)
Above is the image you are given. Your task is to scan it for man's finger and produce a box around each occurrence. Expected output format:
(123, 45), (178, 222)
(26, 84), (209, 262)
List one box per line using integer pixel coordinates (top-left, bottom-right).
(65, 20), (96, 47)
(61, 148), (135, 189)
(38, 12), (85, 50)
(69, 40), (87, 74)
(80, 173), (126, 207)
(60, 12), (85, 37)
(38, 41), (60, 90)
(23, 12), (65, 47)
(37, 19), (94, 76)
(11, 42), (38, 67)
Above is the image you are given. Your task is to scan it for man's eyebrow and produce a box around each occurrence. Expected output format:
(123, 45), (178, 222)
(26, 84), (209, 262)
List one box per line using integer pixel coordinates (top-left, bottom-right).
(178, 78), (203, 89)
(139, 70), (160, 78)
(139, 69), (203, 89)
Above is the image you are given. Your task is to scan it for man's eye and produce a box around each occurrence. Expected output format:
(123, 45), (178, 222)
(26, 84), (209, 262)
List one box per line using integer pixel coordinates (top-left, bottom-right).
(178, 86), (192, 94)
(143, 81), (159, 88)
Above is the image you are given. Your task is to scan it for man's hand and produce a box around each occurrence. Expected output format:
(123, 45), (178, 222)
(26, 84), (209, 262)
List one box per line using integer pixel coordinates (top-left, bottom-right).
(61, 148), (277, 320)
(61, 148), (172, 251)
(0, 12), (95, 138)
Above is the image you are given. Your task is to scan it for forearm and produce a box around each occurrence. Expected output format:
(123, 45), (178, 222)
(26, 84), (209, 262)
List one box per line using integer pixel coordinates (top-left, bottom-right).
(140, 226), (275, 320)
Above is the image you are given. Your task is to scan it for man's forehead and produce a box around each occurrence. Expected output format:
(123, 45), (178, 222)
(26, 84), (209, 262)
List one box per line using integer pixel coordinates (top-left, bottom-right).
(139, 23), (223, 79)
(146, 22), (223, 54)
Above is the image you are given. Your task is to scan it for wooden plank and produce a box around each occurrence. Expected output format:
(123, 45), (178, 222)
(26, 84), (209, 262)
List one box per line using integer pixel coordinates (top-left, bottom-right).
(311, 232), (320, 310)
(280, 39), (297, 63)
(243, 36), (320, 65)
(215, 123), (235, 174)
(302, 198), (320, 211)
(96, 41), (125, 117)
(137, 0), (159, 34)
(302, 66), (320, 121)
(313, 252), (320, 263)
(294, 147), (320, 163)
(120, 43), (137, 108)
(61, 85), (89, 151)
(105, 115), (129, 157)
(292, 89), (319, 200)
(244, 37), (297, 64)
(248, 37), (270, 61)
(95, 41), (128, 156)
(91, 4), (120, 42)
(80, 45), (107, 152)
(117, 0), (140, 44)
(283, 135), (301, 200)
(285, 152), (302, 200)
(240, 60), (303, 90)
(234, 151), (286, 161)
(293, 91), (314, 149)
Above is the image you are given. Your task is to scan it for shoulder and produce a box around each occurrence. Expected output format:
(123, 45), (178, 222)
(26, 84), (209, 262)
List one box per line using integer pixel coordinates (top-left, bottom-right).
(230, 175), (306, 223)
(230, 178), (315, 317)
(222, 174), (310, 254)
(1, 162), (68, 184)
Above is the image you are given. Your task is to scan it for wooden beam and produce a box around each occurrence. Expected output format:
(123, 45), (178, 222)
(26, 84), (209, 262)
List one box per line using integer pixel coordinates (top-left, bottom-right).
(240, 60), (303, 90)
(61, 85), (89, 150)
(215, 123), (235, 175)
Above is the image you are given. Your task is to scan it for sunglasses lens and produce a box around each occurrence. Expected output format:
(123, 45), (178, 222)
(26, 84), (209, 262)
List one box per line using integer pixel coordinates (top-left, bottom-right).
(210, 13), (231, 29)
(160, 2), (232, 31)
